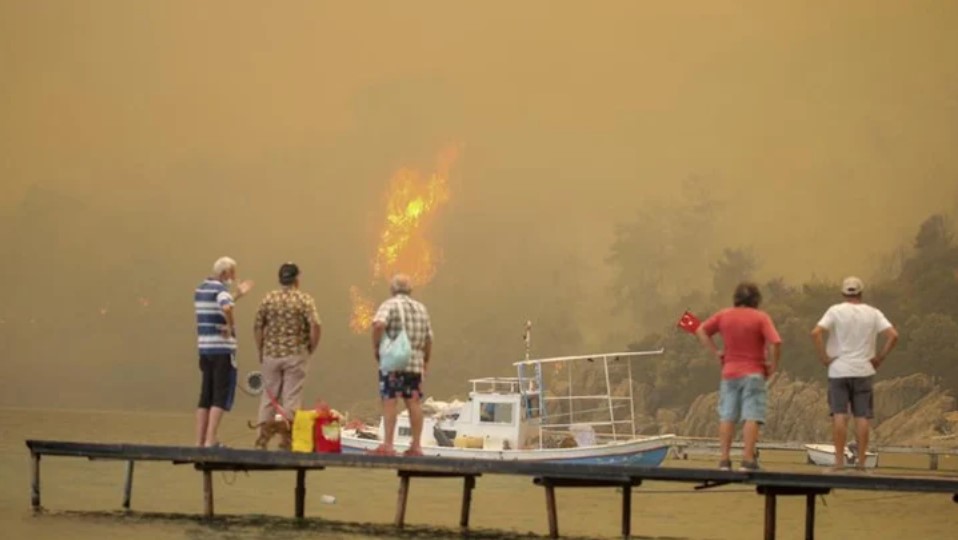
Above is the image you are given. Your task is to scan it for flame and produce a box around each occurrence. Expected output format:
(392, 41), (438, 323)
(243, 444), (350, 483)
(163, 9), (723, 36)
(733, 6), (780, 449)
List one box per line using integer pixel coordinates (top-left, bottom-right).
(349, 145), (460, 333)
(349, 286), (376, 333)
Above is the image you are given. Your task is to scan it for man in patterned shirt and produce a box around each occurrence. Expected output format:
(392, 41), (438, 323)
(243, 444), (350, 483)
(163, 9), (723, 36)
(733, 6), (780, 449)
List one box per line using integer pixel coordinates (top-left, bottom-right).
(371, 273), (433, 456)
(253, 262), (322, 446)
(194, 256), (254, 447)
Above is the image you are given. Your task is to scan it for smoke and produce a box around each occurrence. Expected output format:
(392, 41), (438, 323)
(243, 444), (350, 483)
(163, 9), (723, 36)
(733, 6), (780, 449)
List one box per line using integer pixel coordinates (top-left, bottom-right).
(1, 2), (957, 411)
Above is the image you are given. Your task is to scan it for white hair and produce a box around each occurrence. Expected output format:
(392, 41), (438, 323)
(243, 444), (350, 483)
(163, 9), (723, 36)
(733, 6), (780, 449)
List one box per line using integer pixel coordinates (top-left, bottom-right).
(212, 256), (237, 276)
(390, 273), (412, 295)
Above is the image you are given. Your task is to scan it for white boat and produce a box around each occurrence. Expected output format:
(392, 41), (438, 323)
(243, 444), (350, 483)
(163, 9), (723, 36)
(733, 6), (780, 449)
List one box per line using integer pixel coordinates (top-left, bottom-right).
(342, 350), (675, 466)
(805, 443), (879, 469)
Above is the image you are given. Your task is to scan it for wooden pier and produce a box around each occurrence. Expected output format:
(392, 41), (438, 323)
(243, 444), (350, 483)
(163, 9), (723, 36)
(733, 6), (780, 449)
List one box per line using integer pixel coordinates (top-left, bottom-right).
(25, 439), (958, 540)
(672, 438), (958, 471)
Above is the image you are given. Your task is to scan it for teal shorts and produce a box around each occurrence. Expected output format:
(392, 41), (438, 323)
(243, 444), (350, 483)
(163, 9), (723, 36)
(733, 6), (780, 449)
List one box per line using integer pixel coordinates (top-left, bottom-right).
(718, 374), (766, 423)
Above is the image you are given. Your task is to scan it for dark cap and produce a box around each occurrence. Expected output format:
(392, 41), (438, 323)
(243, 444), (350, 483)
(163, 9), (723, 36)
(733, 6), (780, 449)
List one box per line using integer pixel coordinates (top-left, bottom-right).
(278, 262), (300, 286)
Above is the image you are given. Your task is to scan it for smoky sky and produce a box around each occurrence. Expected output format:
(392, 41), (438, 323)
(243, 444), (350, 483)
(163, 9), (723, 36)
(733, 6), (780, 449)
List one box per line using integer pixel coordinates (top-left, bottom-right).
(1, 2), (957, 410)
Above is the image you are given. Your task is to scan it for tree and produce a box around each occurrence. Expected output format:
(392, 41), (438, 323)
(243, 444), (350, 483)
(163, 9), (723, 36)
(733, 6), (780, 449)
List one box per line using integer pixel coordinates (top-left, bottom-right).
(608, 177), (720, 331)
(710, 247), (759, 304)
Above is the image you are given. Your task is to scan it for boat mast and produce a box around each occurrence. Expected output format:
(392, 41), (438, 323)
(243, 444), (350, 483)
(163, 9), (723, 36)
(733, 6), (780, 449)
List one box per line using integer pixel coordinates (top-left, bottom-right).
(524, 320), (532, 361)
(602, 356), (618, 440)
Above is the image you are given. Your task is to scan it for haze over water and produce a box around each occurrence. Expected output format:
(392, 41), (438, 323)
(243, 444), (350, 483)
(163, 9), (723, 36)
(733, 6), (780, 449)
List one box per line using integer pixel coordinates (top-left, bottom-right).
(2, 2), (958, 538)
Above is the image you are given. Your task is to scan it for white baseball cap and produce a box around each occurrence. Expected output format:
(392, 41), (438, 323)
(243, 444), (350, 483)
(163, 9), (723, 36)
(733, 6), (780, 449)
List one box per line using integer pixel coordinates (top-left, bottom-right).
(841, 276), (864, 295)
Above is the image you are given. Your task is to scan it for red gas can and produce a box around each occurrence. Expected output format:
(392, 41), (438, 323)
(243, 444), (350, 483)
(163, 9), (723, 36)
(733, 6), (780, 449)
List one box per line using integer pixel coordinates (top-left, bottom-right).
(313, 405), (342, 454)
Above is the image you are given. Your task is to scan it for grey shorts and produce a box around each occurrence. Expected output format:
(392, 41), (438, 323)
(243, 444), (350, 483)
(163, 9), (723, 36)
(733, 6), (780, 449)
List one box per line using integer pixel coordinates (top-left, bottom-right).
(828, 376), (874, 418)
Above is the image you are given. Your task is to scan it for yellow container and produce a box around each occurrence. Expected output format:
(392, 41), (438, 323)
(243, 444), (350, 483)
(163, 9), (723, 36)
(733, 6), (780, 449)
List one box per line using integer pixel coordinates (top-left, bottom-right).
(292, 409), (319, 453)
(453, 435), (484, 449)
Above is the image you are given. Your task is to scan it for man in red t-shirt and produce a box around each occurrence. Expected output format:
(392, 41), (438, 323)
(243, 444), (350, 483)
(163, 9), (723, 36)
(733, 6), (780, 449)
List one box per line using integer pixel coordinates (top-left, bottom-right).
(695, 282), (782, 471)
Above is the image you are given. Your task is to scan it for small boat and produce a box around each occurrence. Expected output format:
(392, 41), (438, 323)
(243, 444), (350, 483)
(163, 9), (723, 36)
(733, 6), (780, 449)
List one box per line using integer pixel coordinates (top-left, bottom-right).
(805, 443), (879, 469)
(342, 350), (675, 466)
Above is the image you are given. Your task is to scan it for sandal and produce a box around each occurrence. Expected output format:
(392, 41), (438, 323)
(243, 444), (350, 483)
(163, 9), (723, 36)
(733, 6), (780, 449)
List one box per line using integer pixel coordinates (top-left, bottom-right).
(403, 448), (424, 457)
(367, 444), (397, 456)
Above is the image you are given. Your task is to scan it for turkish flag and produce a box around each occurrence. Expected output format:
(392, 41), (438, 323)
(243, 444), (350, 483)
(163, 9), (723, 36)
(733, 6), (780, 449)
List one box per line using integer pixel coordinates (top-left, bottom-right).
(676, 310), (701, 334)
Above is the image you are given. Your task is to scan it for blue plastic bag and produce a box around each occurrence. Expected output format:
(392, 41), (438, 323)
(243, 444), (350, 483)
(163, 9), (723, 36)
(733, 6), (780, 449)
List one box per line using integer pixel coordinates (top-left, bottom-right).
(379, 301), (412, 373)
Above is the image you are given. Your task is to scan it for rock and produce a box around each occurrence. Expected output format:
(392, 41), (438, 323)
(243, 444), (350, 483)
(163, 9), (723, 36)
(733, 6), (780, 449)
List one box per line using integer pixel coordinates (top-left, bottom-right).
(675, 372), (957, 446)
(763, 373), (831, 442)
(679, 393), (719, 437)
(873, 373), (939, 424)
(655, 408), (683, 434)
(874, 391), (957, 446)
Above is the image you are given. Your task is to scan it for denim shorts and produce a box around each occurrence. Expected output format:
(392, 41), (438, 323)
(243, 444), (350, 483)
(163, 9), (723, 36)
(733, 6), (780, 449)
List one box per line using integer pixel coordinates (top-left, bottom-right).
(718, 374), (767, 423)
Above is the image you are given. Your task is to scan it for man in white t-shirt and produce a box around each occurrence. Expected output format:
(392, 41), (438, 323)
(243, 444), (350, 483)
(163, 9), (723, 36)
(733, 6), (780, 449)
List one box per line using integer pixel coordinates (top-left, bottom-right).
(811, 276), (899, 471)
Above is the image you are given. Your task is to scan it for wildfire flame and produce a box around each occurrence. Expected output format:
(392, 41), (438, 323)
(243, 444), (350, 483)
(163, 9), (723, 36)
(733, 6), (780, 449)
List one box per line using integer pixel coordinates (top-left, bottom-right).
(348, 285), (376, 334)
(349, 145), (460, 333)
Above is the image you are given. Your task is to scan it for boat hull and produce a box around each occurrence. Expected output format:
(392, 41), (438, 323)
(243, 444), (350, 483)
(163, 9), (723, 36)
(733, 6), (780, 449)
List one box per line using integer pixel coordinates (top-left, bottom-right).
(341, 434), (675, 467)
(804, 444), (879, 469)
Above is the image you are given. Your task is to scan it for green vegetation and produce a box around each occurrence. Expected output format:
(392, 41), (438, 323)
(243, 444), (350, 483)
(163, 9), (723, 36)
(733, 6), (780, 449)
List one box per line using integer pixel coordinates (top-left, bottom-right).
(613, 213), (958, 411)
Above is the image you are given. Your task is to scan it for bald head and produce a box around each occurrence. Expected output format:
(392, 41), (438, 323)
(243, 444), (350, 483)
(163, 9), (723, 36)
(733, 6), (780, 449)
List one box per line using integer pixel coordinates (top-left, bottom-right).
(390, 274), (413, 295)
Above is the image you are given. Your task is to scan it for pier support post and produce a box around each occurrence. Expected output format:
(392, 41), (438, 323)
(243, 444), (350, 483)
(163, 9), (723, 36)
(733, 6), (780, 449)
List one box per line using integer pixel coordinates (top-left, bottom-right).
(535, 476), (640, 539)
(764, 491), (777, 540)
(930, 453), (939, 471)
(543, 481), (559, 539)
(459, 475), (476, 529)
(202, 468), (214, 520)
(805, 494), (816, 540)
(621, 483), (632, 539)
(395, 473), (411, 527)
(122, 460), (135, 510)
(295, 469), (306, 519)
(30, 452), (41, 511)
(757, 486), (829, 540)
(393, 470), (479, 530)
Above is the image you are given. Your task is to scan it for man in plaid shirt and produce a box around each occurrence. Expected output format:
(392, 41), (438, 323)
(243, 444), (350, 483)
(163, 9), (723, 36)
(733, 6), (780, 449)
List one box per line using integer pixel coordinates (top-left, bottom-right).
(370, 273), (433, 456)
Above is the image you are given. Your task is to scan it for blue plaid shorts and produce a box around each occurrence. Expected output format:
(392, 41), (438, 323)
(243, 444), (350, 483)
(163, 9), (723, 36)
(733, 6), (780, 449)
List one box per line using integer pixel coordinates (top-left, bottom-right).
(378, 371), (423, 400)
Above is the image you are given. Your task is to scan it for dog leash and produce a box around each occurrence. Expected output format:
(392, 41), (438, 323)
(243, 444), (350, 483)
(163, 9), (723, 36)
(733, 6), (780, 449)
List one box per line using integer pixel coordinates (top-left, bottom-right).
(265, 386), (292, 421)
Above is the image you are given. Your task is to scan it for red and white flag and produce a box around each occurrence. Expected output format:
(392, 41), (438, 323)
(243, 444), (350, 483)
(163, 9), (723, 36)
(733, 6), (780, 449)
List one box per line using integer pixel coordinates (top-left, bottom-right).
(676, 310), (701, 334)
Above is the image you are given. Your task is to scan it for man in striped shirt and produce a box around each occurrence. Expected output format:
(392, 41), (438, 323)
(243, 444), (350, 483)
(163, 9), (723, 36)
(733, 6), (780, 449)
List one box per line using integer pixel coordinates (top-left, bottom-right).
(194, 256), (254, 447)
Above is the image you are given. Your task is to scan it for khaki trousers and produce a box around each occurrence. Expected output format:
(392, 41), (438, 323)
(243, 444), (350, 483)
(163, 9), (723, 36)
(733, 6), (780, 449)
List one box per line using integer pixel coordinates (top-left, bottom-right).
(257, 353), (308, 424)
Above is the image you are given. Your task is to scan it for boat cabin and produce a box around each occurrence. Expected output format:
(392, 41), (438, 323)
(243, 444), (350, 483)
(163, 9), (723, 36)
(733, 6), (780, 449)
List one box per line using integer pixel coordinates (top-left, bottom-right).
(380, 376), (543, 450)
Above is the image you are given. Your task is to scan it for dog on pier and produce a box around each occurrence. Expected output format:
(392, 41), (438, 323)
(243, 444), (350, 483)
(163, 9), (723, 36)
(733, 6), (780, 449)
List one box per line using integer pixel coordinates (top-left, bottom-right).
(247, 417), (292, 451)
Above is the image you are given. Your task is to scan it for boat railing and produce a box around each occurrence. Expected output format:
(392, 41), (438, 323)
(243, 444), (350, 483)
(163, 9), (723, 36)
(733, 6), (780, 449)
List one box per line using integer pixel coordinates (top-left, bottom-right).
(512, 349), (665, 448)
(469, 376), (541, 395)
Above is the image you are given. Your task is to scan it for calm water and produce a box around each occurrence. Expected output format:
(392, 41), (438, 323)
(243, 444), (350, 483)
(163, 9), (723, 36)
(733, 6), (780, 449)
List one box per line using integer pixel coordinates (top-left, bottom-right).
(1, 407), (956, 539)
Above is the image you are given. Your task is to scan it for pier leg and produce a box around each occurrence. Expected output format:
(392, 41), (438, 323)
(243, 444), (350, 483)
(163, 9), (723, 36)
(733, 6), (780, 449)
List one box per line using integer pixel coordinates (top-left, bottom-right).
(459, 475), (476, 529)
(30, 453), (40, 511)
(805, 494), (816, 540)
(394, 473), (410, 528)
(930, 454), (939, 471)
(621, 483), (632, 539)
(295, 469), (306, 519)
(202, 468), (214, 520)
(122, 460), (135, 510)
(764, 492), (777, 540)
(544, 481), (559, 539)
